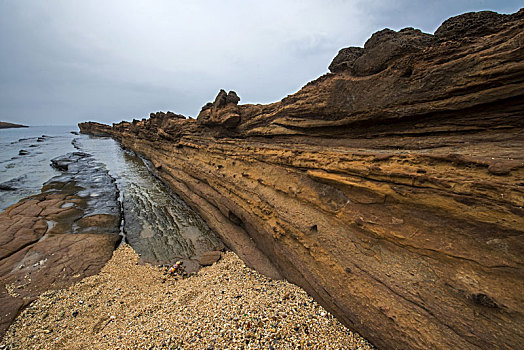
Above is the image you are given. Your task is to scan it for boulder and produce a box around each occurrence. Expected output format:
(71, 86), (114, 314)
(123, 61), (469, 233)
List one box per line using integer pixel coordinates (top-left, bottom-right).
(328, 47), (363, 73)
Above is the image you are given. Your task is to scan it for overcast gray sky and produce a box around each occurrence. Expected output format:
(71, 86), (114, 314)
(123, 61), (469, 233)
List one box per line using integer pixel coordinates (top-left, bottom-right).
(0, 1), (521, 125)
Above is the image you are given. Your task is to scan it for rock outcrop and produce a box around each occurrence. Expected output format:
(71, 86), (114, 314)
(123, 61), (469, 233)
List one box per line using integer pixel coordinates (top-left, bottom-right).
(79, 9), (524, 350)
(197, 89), (242, 129)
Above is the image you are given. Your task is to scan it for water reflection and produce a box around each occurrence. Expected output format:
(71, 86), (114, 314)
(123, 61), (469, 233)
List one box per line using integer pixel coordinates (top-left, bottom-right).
(74, 135), (224, 269)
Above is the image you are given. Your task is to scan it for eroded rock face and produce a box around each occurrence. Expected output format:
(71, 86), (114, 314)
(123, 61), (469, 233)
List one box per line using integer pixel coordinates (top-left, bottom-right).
(197, 89), (242, 129)
(79, 9), (524, 350)
(328, 46), (363, 73)
(434, 10), (517, 40)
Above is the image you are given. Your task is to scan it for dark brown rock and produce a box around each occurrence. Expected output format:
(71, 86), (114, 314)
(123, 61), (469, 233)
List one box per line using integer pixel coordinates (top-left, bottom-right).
(355, 28), (433, 76)
(329, 27), (433, 76)
(196, 90), (242, 129)
(0, 193), (120, 338)
(0, 122), (27, 129)
(434, 10), (522, 41)
(328, 46), (363, 73)
(225, 91), (240, 105)
(0, 232), (119, 337)
(79, 9), (524, 350)
(77, 122), (112, 136)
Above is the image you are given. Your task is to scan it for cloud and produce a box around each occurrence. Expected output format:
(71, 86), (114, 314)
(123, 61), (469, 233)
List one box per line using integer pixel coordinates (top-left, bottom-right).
(0, 0), (521, 125)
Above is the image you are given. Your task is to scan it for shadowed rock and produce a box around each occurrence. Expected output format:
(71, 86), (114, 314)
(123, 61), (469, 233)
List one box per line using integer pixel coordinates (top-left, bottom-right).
(328, 47), (363, 73)
(435, 10), (523, 40)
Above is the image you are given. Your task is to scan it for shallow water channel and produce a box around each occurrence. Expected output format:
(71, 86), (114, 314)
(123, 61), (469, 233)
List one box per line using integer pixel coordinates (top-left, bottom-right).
(73, 135), (224, 269)
(0, 126), (223, 270)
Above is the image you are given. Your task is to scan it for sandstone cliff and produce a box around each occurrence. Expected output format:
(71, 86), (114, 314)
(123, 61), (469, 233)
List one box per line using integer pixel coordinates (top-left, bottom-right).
(80, 9), (524, 349)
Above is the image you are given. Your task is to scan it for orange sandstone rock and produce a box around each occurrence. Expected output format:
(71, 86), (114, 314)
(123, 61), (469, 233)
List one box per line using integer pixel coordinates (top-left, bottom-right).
(79, 9), (524, 350)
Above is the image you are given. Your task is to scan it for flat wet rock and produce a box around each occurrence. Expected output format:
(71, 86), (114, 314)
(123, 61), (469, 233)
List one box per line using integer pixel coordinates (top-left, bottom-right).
(72, 137), (225, 272)
(47, 152), (120, 231)
(0, 151), (122, 339)
(0, 138), (225, 341)
(0, 127), (77, 211)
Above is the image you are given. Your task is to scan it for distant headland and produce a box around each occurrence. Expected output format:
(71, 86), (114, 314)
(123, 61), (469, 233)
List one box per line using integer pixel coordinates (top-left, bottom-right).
(0, 121), (28, 129)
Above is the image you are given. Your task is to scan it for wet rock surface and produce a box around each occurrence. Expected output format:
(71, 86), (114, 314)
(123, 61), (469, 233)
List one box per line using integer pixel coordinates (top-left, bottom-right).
(80, 9), (524, 350)
(0, 152), (121, 338)
(48, 152), (120, 225)
(72, 136), (225, 271)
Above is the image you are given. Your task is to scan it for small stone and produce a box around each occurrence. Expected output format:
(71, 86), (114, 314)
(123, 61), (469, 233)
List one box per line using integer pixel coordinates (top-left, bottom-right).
(199, 251), (222, 266)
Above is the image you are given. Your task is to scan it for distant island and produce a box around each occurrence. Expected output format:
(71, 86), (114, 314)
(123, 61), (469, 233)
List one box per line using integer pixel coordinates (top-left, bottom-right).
(0, 121), (28, 129)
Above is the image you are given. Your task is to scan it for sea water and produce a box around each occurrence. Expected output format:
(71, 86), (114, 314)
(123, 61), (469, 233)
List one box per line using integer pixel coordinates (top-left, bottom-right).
(0, 126), (222, 265)
(0, 125), (76, 210)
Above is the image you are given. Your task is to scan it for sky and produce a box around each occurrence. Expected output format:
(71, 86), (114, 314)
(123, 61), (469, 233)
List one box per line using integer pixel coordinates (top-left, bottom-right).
(0, 1), (522, 126)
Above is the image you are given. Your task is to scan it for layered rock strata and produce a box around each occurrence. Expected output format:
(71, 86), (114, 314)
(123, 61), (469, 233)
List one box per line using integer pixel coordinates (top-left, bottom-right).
(0, 152), (121, 338)
(80, 10), (524, 350)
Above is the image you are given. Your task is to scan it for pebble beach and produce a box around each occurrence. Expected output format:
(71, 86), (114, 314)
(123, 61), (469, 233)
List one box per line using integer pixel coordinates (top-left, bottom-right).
(1, 245), (374, 349)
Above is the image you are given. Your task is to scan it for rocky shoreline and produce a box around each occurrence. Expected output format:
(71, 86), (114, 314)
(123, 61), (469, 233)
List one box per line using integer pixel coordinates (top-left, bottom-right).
(0, 152), (122, 337)
(0, 142), (234, 339)
(0, 175), (374, 349)
(80, 9), (524, 350)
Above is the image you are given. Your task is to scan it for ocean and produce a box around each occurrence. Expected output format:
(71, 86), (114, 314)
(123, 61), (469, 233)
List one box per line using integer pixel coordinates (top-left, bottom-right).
(0, 125), (77, 210)
(0, 125), (222, 265)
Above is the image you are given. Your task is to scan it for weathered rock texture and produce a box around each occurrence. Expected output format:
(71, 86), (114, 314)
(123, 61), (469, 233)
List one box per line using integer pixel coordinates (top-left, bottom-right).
(0, 153), (121, 338)
(79, 9), (524, 350)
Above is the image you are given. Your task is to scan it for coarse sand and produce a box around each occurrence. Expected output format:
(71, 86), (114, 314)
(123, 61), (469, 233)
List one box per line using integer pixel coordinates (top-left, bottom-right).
(1, 245), (374, 349)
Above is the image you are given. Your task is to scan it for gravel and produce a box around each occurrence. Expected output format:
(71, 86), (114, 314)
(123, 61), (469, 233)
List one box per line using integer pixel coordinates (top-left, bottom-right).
(1, 244), (374, 349)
